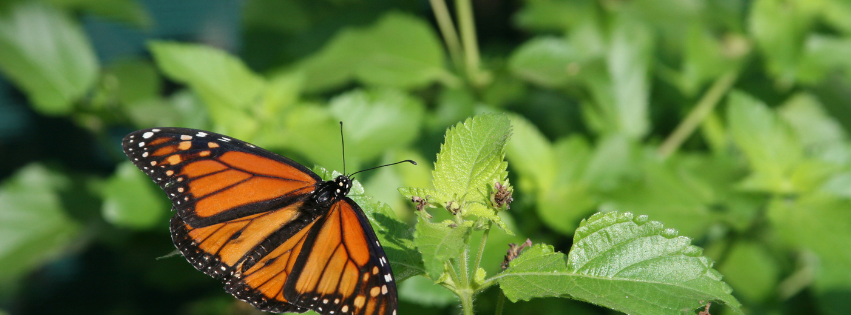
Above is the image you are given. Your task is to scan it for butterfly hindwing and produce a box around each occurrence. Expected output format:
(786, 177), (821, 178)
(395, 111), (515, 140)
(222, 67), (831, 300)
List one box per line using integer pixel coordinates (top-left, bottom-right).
(285, 198), (398, 315)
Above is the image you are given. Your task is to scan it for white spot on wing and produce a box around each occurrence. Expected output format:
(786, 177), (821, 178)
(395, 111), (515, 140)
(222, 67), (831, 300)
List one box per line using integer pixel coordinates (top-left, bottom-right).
(219, 137), (231, 142)
(152, 129), (161, 132)
(384, 274), (392, 282)
(181, 135), (192, 140)
(197, 132), (207, 137)
(142, 132), (154, 139)
(138, 142), (145, 147)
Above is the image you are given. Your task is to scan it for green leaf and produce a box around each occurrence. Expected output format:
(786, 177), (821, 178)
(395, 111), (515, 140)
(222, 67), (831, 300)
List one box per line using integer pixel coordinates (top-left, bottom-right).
(364, 149), (432, 220)
(466, 203), (512, 235)
(678, 23), (745, 96)
(397, 187), (442, 207)
(583, 17), (653, 139)
(582, 134), (639, 191)
(47, 0), (153, 28)
(767, 194), (851, 312)
(513, 0), (595, 32)
(0, 2), (99, 115)
(260, 71), (303, 118)
(602, 153), (716, 238)
(398, 275), (458, 307)
(106, 58), (161, 106)
(413, 217), (472, 281)
(496, 212), (743, 315)
(432, 114), (511, 206)
(124, 89), (210, 129)
(822, 0), (851, 35)
(727, 91), (803, 193)
(537, 136), (596, 234)
(505, 114), (555, 192)
(798, 35), (851, 84)
(101, 162), (168, 229)
(274, 88), (424, 172)
(313, 167), (424, 281)
(148, 41), (266, 139)
(748, 0), (817, 85)
(779, 92), (847, 147)
(293, 12), (453, 92)
(0, 164), (81, 281)
(508, 37), (585, 88)
(506, 115), (600, 234)
(329, 89), (425, 163)
(712, 240), (779, 302)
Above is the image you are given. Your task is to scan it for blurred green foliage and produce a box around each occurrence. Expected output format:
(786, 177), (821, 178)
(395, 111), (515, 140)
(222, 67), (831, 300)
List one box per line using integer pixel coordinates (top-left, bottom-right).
(1, 0), (851, 314)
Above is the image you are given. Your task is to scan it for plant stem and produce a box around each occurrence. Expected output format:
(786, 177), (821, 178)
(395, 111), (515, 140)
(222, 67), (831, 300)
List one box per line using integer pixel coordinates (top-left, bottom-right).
(458, 245), (473, 314)
(495, 291), (506, 315)
(459, 288), (475, 315)
(473, 223), (491, 277)
(459, 248), (469, 289)
(455, 0), (483, 87)
(429, 0), (464, 72)
(658, 70), (739, 158)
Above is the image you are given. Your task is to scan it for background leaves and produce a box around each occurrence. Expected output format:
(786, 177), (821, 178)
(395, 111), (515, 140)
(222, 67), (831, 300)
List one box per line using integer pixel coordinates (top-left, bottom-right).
(1, 0), (851, 314)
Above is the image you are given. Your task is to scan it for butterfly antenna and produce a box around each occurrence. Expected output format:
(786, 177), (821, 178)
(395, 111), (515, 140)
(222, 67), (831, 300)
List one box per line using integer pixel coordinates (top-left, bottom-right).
(350, 160), (417, 177)
(340, 121), (346, 175)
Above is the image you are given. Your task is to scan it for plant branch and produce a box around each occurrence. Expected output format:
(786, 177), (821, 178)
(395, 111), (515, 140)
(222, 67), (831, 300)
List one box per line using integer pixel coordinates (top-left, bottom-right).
(459, 248), (469, 288)
(428, 0), (464, 72)
(658, 70), (739, 158)
(495, 291), (506, 315)
(473, 222), (491, 280)
(459, 287), (475, 315)
(455, 0), (484, 87)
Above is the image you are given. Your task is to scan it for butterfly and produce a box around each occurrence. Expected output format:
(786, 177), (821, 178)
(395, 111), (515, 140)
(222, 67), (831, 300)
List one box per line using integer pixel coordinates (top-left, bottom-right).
(122, 127), (413, 315)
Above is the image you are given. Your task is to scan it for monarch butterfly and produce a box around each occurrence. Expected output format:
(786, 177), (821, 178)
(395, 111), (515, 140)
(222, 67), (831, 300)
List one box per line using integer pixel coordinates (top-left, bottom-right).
(122, 126), (413, 315)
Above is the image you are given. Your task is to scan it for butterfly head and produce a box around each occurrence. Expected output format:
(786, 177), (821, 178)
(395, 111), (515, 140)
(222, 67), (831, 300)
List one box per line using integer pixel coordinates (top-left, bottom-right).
(312, 175), (352, 206)
(333, 175), (353, 197)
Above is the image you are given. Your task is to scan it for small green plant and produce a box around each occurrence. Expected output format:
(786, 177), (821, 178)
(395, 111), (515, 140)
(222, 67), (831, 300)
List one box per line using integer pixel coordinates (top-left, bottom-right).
(379, 114), (740, 315)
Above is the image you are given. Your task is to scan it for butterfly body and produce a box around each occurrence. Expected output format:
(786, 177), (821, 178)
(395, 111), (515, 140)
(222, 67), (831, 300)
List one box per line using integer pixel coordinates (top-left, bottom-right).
(123, 128), (397, 315)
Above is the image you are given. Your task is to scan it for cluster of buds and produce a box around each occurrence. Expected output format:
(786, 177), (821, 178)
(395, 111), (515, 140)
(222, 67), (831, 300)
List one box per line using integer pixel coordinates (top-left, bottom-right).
(501, 238), (532, 270)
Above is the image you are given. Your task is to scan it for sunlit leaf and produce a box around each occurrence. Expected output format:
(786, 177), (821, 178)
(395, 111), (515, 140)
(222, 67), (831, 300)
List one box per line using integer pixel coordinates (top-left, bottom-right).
(0, 2), (98, 115)
(149, 41), (265, 139)
(508, 37), (585, 88)
(101, 162), (168, 229)
(398, 275), (458, 307)
(727, 91), (802, 193)
(496, 212), (743, 315)
(0, 164), (81, 281)
(413, 218), (472, 281)
(293, 12), (452, 92)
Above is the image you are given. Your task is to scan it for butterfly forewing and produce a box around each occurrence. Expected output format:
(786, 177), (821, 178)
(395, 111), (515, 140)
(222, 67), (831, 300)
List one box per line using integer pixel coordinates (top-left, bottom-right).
(121, 127), (399, 315)
(122, 128), (320, 227)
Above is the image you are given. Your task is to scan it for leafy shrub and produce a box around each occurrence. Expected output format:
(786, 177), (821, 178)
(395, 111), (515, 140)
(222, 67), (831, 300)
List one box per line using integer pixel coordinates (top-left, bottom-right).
(1, 0), (851, 314)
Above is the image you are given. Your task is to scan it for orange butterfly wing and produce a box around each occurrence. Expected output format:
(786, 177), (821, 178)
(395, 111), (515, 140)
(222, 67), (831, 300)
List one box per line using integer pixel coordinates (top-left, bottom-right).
(122, 128), (398, 315)
(284, 199), (398, 315)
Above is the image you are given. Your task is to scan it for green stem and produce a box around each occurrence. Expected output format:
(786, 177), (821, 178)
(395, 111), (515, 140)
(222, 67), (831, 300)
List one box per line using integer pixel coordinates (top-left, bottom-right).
(428, 0), (464, 72)
(459, 248), (469, 289)
(458, 245), (474, 314)
(459, 288), (475, 315)
(494, 291), (506, 315)
(455, 0), (483, 87)
(657, 70), (739, 158)
(473, 223), (491, 279)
